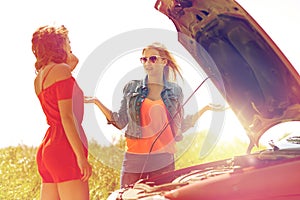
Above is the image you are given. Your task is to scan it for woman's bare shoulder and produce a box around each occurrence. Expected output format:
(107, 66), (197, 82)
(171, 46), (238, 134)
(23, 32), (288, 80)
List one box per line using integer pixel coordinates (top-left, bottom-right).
(51, 63), (72, 81)
(35, 63), (73, 92)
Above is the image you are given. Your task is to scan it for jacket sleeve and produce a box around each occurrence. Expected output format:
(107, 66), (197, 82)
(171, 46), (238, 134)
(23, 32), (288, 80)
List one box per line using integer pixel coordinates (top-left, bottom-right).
(169, 84), (184, 140)
(180, 114), (195, 133)
(107, 82), (132, 130)
(174, 84), (198, 134)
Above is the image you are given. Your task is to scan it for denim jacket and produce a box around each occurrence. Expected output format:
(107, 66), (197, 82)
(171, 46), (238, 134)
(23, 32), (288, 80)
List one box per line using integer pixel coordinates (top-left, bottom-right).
(108, 76), (193, 139)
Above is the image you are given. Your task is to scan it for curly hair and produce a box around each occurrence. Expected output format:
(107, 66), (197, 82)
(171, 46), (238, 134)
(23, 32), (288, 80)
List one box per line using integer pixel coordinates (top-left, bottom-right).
(142, 42), (183, 81)
(32, 25), (69, 72)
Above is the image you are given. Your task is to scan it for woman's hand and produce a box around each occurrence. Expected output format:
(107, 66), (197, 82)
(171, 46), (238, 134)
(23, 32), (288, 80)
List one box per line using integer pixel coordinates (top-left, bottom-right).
(84, 96), (98, 104)
(84, 96), (114, 123)
(66, 52), (79, 71)
(207, 103), (229, 111)
(77, 157), (92, 182)
(189, 104), (229, 128)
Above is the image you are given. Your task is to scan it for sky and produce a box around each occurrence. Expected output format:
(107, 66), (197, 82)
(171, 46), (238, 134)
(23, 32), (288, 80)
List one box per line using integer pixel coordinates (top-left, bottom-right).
(0, 0), (300, 149)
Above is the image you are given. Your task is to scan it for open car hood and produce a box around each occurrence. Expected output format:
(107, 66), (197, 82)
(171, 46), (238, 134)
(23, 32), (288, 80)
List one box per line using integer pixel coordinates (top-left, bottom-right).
(107, 1), (300, 199)
(155, 0), (300, 147)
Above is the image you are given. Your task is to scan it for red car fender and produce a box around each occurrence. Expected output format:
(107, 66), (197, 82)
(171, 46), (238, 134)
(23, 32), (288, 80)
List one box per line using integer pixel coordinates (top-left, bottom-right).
(165, 159), (300, 200)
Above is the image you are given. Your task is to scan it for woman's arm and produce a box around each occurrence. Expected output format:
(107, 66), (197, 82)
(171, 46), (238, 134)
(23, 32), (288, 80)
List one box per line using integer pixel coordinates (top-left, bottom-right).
(85, 80), (138, 130)
(181, 104), (228, 133)
(58, 99), (92, 182)
(53, 64), (91, 182)
(84, 96), (129, 130)
(66, 52), (79, 71)
(84, 97), (113, 122)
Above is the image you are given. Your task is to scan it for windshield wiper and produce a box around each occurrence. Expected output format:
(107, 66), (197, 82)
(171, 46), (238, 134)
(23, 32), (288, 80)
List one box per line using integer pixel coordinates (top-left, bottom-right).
(268, 140), (280, 151)
(287, 136), (300, 144)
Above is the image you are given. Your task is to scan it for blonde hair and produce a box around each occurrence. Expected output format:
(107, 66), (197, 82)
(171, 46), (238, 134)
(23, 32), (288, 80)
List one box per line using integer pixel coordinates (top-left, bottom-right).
(32, 25), (69, 72)
(142, 42), (183, 81)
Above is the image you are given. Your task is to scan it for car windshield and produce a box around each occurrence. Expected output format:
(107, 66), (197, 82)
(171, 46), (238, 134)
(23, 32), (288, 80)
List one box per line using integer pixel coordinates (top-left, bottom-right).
(273, 133), (300, 150)
(257, 121), (300, 151)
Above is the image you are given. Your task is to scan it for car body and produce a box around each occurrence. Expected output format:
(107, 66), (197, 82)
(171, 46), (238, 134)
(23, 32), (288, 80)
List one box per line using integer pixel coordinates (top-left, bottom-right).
(108, 0), (300, 199)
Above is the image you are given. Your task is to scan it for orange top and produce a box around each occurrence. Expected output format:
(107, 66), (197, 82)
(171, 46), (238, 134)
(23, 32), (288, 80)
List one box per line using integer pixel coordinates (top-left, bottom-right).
(126, 98), (175, 154)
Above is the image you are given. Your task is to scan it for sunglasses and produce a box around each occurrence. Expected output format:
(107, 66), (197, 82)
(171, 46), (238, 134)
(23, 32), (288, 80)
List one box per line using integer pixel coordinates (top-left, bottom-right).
(140, 55), (165, 64)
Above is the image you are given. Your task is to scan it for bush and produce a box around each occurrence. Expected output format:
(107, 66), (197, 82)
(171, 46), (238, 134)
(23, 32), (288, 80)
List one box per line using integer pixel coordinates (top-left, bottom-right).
(0, 142), (122, 200)
(0, 132), (262, 199)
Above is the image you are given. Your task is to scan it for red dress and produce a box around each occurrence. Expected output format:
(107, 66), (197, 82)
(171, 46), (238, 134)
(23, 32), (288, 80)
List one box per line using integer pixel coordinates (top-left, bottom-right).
(36, 76), (88, 183)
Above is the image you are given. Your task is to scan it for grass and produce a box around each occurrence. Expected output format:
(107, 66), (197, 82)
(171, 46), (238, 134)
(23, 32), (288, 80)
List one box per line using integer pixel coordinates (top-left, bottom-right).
(0, 145), (40, 200)
(0, 130), (265, 200)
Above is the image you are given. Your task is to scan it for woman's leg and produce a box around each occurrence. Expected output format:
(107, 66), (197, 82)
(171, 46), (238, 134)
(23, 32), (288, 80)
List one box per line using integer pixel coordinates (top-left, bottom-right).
(40, 183), (60, 200)
(57, 179), (89, 200)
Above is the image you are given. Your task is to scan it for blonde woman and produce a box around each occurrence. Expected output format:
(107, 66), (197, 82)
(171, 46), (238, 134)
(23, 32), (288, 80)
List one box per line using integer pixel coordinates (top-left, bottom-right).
(85, 42), (218, 188)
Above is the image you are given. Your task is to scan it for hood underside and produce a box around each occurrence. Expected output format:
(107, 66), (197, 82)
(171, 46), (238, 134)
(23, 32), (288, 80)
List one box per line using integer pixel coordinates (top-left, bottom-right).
(155, 0), (300, 146)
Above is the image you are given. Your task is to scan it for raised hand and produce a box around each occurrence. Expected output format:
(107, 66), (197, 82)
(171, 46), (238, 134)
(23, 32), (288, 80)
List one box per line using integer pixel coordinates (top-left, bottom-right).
(84, 96), (98, 104)
(207, 103), (229, 111)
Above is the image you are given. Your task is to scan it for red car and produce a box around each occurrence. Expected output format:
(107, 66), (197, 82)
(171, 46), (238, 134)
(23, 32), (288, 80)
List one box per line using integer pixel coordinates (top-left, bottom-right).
(108, 0), (300, 199)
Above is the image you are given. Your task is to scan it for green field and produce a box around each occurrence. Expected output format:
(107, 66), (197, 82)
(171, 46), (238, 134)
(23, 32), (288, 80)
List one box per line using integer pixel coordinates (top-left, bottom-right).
(0, 131), (264, 200)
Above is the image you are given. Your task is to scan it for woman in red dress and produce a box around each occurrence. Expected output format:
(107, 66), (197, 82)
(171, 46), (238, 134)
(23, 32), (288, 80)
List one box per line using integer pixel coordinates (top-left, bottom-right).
(32, 25), (92, 200)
